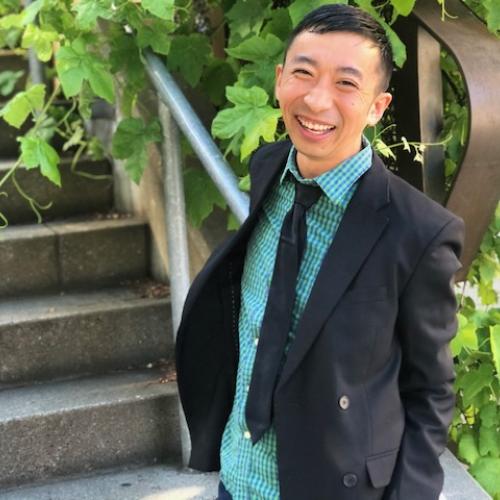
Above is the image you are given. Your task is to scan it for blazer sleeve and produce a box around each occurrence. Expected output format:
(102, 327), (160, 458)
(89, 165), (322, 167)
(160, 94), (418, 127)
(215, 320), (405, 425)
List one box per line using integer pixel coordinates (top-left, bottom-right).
(384, 216), (465, 500)
(247, 148), (260, 213)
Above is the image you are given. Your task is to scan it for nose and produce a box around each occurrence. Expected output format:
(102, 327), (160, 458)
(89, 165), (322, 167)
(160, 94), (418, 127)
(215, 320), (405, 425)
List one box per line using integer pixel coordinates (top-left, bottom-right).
(303, 79), (333, 113)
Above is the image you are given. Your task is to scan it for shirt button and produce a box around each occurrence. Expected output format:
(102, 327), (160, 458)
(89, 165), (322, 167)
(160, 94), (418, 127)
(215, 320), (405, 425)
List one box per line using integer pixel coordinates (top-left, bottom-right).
(245, 384), (250, 392)
(342, 473), (358, 488)
(244, 431), (251, 440)
(339, 395), (350, 410)
(254, 337), (259, 346)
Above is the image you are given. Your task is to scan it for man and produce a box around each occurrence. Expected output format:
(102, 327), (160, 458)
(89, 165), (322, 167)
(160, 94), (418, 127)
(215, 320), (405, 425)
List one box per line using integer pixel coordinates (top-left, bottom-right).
(176, 4), (464, 500)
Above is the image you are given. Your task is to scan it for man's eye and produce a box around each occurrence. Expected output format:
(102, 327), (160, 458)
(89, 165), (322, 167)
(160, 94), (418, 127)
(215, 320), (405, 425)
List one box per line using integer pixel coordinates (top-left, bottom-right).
(339, 80), (356, 87)
(293, 69), (311, 76)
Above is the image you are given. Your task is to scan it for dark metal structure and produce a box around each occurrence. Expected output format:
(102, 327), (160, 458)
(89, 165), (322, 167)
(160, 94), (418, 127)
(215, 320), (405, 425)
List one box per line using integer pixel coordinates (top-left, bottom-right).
(392, 0), (500, 280)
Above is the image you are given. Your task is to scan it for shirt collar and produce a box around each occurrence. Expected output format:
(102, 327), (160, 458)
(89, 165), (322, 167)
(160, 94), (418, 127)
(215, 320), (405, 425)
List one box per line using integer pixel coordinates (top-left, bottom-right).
(280, 136), (372, 208)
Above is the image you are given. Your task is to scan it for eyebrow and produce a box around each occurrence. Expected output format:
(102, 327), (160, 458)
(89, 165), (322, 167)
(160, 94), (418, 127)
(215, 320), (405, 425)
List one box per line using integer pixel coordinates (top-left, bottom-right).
(290, 55), (363, 81)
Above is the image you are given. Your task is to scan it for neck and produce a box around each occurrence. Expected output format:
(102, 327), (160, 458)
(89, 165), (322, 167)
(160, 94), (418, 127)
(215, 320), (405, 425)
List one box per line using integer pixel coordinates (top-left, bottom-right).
(296, 142), (363, 179)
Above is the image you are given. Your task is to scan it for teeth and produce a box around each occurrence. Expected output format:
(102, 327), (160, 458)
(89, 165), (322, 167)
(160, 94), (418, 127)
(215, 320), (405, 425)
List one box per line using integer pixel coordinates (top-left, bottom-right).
(297, 116), (334, 132)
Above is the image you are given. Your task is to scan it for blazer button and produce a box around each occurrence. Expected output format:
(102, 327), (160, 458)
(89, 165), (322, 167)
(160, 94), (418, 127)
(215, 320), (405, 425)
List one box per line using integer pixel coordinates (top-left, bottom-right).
(338, 395), (350, 410)
(342, 473), (358, 488)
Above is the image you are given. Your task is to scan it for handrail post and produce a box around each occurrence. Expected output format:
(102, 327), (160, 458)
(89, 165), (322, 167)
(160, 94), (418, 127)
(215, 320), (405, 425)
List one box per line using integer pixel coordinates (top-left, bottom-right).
(159, 101), (192, 467)
(24, 0), (44, 85)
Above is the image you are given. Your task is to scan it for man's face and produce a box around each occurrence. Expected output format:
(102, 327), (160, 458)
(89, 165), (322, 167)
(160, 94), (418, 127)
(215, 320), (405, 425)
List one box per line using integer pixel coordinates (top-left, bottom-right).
(275, 30), (392, 176)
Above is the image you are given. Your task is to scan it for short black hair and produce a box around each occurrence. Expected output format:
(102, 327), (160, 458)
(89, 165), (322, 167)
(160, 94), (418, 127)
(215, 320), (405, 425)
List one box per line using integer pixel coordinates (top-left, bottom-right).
(284, 4), (393, 92)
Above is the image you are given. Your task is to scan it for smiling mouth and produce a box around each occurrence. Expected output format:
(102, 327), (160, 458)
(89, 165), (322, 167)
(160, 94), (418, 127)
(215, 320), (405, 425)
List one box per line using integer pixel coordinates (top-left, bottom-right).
(296, 115), (336, 134)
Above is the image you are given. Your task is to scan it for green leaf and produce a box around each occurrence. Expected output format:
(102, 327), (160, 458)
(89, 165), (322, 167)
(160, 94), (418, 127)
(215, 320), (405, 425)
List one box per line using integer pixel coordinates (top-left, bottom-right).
(184, 168), (226, 227)
(0, 69), (23, 96)
(491, 325), (500, 379)
(451, 313), (478, 356)
(167, 34), (211, 87)
(0, 0), (41, 28)
(56, 38), (114, 103)
(135, 17), (172, 55)
(444, 158), (456, 177)
(62, 124), (84, 151)
(21, 0), (42, 24)
(0, 0), (20, 15)
(227, 34), (284, 93)
(373, 138), (396, 160)
(142, 0), (175, 21)
(227, 212), (240, 231)
(238, 174), (250, 192)
(19, 136), (61, 186)
(479, 281), (497, 306)
(86, 63), (114, 103)
(111, 117), (162, 184)
(109, 32), (144, 87)
(390, 0), (416, 17)
(109, 32), (145, 116)
(469, 458), (500, 497)
(354, 0), (407, 68)
(55, 44), (85, 97)
(458, 432), (480, 465)
(0, 26), (22, 49)
(227, 33), (283, 62)
(479, 402), (498, 428)
(479, 254), (498, 283)
(484, 0), (500, 35)
(21, 25), (58, 62)
(122, 148), (148, 184)
(226, 0), (271, 39)
(212, 85), (281, 159)
(78, 81), (93, 120)
(457, 363), (495, 407)
(201, 59), (237, 106)
(289, 0), (347, 27)
(0, 13), (24, 30)
(479, 424), (500, 457)
(261, 8), (292, 41)
(0, 83), (45, 128)
(74, 0), (113, 30)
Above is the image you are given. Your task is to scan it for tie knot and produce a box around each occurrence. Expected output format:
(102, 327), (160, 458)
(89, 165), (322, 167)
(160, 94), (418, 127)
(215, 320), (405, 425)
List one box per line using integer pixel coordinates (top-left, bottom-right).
(294, 180), (322, 210)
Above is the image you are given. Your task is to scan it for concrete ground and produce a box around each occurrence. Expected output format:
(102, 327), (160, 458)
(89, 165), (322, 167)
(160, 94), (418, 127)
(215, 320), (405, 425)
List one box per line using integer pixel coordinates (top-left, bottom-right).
(0, 466), (219, 500)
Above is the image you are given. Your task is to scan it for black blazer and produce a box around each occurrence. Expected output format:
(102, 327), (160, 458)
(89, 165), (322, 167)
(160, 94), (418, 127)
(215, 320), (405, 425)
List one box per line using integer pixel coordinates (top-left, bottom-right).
(176, 140), (465, 500)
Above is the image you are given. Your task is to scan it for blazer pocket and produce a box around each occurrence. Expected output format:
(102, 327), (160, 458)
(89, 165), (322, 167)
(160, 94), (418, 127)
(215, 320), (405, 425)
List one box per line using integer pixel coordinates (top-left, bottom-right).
(366, 448), (399, 489)
(343, 285), (388, 304)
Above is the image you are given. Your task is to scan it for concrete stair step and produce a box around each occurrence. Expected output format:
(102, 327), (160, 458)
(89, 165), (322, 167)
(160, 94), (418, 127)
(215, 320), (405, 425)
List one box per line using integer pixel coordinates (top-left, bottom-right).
(0, 217), (148, 297)
(0, 284), (172, 384)
(0, 465), (218, 500)
(0, 158), (113, 224)
(0, 371), (182, 489)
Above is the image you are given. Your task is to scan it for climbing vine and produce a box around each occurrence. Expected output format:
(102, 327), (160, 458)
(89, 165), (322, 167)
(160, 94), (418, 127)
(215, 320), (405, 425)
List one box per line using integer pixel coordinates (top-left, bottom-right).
(0, 0), (498, 495)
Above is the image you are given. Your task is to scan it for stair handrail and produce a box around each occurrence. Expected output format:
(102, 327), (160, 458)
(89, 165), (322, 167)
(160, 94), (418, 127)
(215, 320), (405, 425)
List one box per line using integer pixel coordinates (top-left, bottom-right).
(144, 51), (250, 224)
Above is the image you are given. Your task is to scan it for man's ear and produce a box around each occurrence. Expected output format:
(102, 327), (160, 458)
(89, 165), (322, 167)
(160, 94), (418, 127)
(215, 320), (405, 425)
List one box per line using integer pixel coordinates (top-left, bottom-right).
(275, 64), (283, 102)
(366, 92), (392, 127)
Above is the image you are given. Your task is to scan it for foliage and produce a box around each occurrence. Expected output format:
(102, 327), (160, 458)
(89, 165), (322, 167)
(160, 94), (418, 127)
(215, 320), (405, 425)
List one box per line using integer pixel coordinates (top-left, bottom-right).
(452, 206), (500, 499)
(0, 68), (23, 95)
(441, 41), (500, 500)
(0, 0), (412, 227)
(0, 0), (498, 494)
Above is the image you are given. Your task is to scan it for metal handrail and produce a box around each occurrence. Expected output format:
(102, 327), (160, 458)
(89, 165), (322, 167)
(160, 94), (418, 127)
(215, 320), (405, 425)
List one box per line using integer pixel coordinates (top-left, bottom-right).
(144, 51), (249, 224)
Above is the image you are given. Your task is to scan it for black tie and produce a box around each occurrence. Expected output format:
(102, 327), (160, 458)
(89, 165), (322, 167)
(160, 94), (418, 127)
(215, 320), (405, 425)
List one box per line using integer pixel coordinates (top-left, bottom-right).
(245, 178), (322, 444)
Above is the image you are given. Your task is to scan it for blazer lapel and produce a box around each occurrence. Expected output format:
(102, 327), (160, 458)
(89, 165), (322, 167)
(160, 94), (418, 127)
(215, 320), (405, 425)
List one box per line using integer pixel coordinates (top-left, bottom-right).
(277, 153), (391, 390)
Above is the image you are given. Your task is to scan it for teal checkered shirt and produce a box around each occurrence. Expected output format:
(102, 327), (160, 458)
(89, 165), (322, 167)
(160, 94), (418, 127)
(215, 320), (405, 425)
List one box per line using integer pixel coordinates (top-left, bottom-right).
(220, 140), (373, 499)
